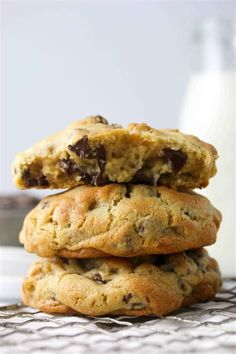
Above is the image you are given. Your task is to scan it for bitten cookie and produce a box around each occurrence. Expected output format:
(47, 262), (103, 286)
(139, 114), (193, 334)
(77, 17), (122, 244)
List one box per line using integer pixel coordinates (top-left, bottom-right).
(20, 184), (221, 258)
(22, 249), (221, 316)
(13, 115), (217, 190)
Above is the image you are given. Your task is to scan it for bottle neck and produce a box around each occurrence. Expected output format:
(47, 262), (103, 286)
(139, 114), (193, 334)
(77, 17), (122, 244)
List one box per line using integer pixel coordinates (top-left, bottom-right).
(195, 18), (236, 73)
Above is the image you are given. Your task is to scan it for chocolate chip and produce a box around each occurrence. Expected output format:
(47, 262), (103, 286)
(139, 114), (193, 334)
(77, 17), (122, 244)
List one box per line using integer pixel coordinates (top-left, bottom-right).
(89, 173), (106, 186)
(125, 185), (132, 198)
(59, 159), (79, 175)
(22, 169), (30, 180)
(68, 136), (94, 159)
(134, 224), (145, 235)
(88, 201), (97, 211)
(92, 273), (107, 284)
(22, 169), (49, 187)
(68, 137), (107, 186)
(80, 169), (107, 186)
(123, 293), (132, 304)
(59, 160), (69, 170)
(138, 225), (145, 234)
(162, 148), (187, 173)
(23, 178), (35, 188)
(68, 136), (106, 162)
(37, 175), (49, 187)
(96, 145), (106, 168)
(77, 170), (91, 184)
(22, 169), (35, 187)
(59, 158), (107, 186)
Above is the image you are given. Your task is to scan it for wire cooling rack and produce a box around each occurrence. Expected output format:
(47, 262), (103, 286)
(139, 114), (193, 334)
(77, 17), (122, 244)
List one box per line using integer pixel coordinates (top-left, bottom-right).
(0, 279), (235, 354)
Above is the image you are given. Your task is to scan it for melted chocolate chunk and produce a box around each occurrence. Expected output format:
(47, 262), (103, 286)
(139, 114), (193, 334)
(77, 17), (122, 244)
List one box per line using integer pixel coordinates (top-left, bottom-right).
(22, 169), (30, 180)
(96, 145), (106, 167)
(80, 171), (92, 184)
(89, 172), (107, 186)
(123, 293), (133, 304)
(37, 175), (49, 187)
(22, 169), (49, 188)
(68, 136), (106, 162)
(162, 148), (187, 173)
(22, 169), (36, 187)
(60, 161), (91, 184)
(68, 136), (107, 186)
(89, 145), (107, 186)
(92, 273), (107, 284)
(80, 169), (107, 186)
(59, 159), (80, 175)
(59, 158), (107, 186)
(68, 136), (94, 159)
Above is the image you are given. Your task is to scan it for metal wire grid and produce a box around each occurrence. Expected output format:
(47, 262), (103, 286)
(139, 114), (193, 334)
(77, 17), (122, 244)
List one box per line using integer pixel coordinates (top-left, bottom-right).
(0, 279), (235, 354)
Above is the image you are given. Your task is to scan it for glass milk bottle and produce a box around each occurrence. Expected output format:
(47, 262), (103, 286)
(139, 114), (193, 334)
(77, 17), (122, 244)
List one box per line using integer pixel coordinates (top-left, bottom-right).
(179, 18), (236, 276)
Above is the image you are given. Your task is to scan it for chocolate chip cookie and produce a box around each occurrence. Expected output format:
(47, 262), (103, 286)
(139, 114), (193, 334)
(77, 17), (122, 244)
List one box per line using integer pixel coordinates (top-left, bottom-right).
(13, 115), (217, 190)
(20, 184), (221, 258)
(21, 249), (221, 316)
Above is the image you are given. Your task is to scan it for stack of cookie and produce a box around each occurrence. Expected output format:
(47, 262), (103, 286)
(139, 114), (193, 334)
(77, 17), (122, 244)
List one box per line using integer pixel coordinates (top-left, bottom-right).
(13, 116), (222, 316)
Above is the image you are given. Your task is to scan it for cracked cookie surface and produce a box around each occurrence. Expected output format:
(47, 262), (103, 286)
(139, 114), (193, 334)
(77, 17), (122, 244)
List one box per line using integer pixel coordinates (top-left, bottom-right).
(13, 115), (217, 190)
(21, 249), (221, 316)
(20, 184), (221, 258)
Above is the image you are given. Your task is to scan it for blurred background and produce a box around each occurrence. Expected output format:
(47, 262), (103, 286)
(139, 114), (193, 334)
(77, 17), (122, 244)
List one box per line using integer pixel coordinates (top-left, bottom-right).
(0, 1), (235, 301)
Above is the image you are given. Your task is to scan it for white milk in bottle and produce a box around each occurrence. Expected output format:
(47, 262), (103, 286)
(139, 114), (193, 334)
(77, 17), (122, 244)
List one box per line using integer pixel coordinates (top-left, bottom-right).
(179, 19), (236, 276)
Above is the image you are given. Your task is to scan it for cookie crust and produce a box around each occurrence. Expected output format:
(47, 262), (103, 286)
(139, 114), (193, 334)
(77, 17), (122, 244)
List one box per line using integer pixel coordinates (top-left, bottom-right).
(13, 116), (217, 190)
(21, 249), (221, 316)
(20, 184), (221, 258)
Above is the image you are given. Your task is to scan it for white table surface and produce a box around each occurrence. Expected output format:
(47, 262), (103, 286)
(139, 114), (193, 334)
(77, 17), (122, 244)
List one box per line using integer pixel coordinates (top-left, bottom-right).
(0, 246), (36, 302)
